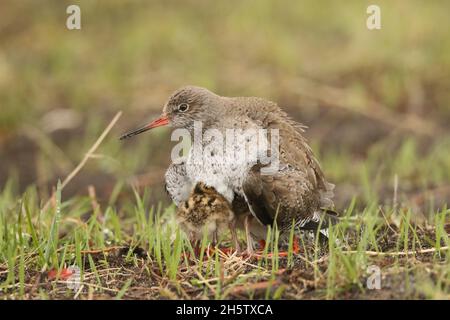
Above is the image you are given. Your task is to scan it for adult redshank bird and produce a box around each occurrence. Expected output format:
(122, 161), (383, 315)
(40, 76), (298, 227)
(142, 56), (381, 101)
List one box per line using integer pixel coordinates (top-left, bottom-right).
(120, 86), (337, 253)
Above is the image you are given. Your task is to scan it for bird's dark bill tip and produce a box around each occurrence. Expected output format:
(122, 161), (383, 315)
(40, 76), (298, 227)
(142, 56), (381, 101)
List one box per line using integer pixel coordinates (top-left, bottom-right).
(119, 131), (134, 140)
(119, 127), (147, 140)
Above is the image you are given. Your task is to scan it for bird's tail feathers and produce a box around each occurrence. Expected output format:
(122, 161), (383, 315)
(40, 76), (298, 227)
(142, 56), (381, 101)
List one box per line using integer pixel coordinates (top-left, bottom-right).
(298, 208), (340, 244)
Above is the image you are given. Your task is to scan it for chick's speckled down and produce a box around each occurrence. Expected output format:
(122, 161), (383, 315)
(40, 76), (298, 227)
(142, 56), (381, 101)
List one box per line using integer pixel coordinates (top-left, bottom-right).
(177, 182), (235, 243)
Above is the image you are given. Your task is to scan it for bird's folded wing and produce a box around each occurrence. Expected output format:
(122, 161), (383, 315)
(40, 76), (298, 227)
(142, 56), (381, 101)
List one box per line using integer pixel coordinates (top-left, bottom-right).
(246, 103), (334, 208)
(242, 165), (321, 229)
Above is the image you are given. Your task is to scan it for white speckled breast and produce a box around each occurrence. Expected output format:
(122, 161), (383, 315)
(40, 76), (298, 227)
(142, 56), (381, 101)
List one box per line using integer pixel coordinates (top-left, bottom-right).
(165, 119), (272, 207)
(185, 126), (268, 203)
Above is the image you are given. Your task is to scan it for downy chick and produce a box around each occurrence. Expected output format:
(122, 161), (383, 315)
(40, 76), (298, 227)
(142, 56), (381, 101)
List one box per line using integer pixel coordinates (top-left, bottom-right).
(177, 182), (240, 251)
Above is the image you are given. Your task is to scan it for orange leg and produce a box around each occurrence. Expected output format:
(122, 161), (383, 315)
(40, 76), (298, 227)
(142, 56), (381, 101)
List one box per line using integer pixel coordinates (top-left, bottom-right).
(252, 235), (300, 259)
(252, 252), (287, 259)
(188, 233), (299, 260)
(293, 235), (300, 254)
(258, 239), (266, 249)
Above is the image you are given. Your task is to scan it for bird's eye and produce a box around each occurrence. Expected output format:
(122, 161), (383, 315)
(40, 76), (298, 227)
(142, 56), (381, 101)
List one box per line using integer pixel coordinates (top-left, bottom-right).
(177, 103), (189, 112)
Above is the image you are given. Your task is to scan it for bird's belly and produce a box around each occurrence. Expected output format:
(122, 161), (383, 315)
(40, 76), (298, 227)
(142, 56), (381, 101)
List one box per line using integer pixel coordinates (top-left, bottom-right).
(185, 149), (249, 202)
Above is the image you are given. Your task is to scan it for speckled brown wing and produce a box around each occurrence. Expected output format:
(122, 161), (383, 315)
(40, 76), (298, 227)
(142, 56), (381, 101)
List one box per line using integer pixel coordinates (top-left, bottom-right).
(242, 164), (322, 232)
(236, 98), (335, 209)
(273, 112), (332, 202)
(234, 98), (335, 233)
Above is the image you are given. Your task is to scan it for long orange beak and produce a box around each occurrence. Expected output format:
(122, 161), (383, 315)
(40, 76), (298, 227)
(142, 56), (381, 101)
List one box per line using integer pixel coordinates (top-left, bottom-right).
(119, 115), (169, 140)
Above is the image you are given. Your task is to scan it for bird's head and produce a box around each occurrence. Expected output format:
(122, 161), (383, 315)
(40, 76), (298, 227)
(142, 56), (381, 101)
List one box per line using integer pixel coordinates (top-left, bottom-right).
(120, 86), (221, 140)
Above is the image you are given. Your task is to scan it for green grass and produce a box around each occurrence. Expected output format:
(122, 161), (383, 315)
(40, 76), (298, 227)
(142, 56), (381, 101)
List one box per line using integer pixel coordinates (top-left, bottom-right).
(0, 153), (448, 299)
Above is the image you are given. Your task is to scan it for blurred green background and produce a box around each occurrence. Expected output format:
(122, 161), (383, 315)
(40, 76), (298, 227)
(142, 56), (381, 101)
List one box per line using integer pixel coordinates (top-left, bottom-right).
(0, 0), (449, 213)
